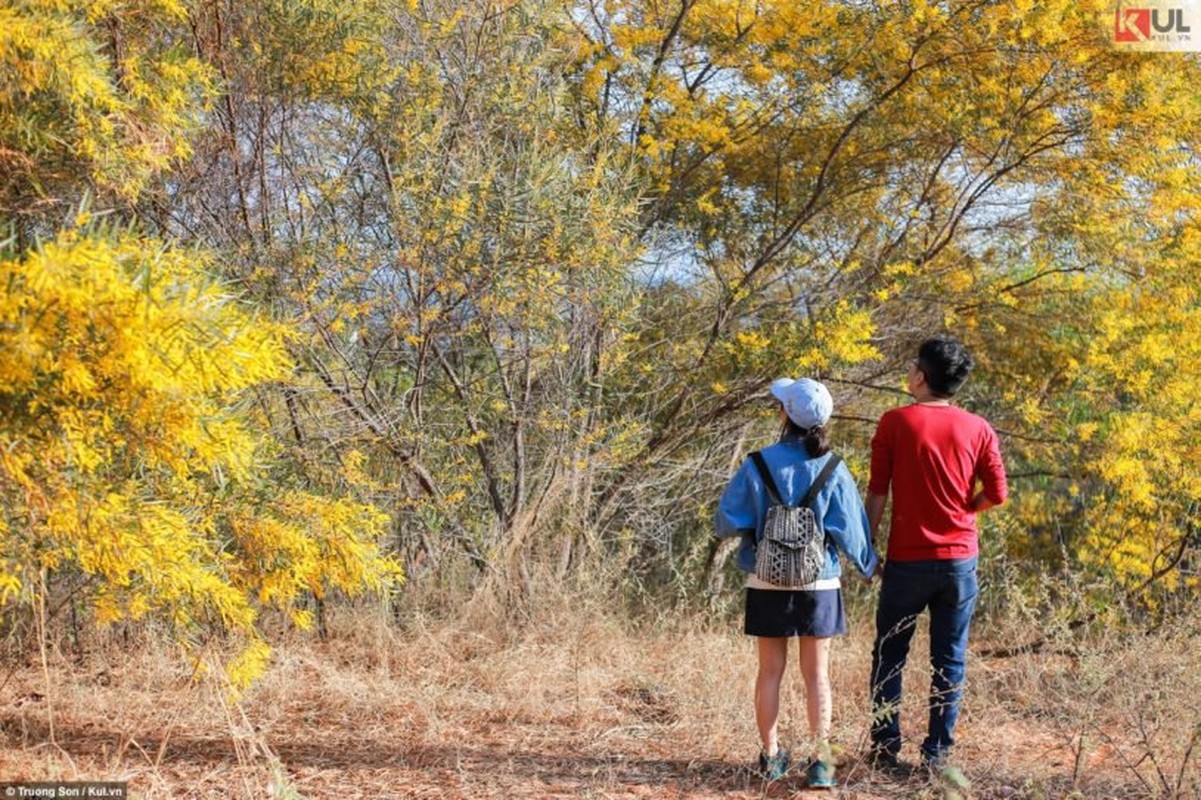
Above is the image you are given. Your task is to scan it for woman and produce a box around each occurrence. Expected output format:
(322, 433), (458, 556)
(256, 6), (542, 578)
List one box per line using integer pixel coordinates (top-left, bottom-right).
(715, 377), (879, 788)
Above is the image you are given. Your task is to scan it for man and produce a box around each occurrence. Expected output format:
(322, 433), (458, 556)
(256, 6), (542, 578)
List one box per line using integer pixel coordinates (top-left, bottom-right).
(866, 336), (1007, 775)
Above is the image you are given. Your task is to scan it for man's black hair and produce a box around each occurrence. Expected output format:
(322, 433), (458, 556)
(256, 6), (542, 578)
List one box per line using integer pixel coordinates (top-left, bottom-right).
(916, 336), (974, 398)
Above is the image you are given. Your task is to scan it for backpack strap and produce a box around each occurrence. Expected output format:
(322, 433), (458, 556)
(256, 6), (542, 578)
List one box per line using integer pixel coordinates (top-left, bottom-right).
(748, 451), (784, 506)
(800, 453), (842, 509)
(750, 451), (842, 508)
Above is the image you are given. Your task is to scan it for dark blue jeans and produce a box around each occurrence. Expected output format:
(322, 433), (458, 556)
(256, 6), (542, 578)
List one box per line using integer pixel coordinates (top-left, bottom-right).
(869, 557), (979, 764)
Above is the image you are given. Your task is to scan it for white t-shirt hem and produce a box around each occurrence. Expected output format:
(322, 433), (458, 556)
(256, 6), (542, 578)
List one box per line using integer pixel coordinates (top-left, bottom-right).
(746, 575), (841, 591)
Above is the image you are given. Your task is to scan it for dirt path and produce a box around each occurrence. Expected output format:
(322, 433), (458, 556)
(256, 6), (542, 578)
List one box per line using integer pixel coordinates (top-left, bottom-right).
(0, 622), (1182, 799)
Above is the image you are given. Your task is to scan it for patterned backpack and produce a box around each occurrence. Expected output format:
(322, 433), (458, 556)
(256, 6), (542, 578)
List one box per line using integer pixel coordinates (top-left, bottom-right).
(749, 451), (842, 587)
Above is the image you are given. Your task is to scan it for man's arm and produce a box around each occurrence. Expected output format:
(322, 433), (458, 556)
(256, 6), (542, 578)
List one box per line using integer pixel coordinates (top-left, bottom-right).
(867, 492), (888, 540)
(866, 412), (892, 541)
(973, 424), (1008, 513)
(866, 492), (888, 578)
(866, 413), (892, 579)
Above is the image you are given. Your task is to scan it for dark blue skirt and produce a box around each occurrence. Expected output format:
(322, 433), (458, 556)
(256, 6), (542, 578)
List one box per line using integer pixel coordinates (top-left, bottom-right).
(744, 587), (847, 638)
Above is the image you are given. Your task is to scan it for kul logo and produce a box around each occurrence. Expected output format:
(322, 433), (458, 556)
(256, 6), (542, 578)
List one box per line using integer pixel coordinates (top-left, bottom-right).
(1115, 8), (1151, 40)
(1115, 7), (1192, 42)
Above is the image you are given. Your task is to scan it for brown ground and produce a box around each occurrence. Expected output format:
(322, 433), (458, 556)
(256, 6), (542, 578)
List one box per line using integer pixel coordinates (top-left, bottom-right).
(0, 609), (1194, 799)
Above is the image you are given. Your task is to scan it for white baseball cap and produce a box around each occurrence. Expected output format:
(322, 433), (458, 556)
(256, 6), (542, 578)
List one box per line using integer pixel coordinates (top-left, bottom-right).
(770, 377), (834, 429)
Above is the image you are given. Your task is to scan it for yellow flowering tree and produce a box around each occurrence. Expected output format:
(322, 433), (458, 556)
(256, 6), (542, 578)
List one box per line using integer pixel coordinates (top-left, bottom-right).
(562, 0), (1201, 599)
(0, 228), (400, 685)
(0, 0), (212, 230)
(0, 0), (401, 684)
(164, 0), (650, 590)
(8, 0), (1199, 612)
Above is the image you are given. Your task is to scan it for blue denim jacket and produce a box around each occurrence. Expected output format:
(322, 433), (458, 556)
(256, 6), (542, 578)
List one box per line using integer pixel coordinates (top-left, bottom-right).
(715, 434), (879, 580)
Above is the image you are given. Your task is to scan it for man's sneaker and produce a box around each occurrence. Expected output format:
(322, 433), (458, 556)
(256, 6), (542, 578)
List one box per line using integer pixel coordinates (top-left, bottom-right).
(757, 748), (791, 781)
(867, 747), (915, 778)
(805, 759), (837, 789)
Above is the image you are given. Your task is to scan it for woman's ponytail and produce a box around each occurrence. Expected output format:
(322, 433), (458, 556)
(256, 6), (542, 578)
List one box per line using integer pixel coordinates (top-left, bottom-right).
(782, 417), (831, 457)
(803, 425), (831, 458)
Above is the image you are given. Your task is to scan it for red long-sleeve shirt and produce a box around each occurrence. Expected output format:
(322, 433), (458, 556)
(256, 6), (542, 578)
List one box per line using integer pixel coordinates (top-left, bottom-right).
(869, 404), (1008, 562)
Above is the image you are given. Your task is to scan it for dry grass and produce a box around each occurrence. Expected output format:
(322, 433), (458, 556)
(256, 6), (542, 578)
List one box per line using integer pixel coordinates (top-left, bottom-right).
(0, 599), (1197, 799)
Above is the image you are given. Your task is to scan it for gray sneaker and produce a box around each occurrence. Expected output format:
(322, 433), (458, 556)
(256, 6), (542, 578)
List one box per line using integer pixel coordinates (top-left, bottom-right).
(805, 759), (837, 789)
(757, 748), (791, 781)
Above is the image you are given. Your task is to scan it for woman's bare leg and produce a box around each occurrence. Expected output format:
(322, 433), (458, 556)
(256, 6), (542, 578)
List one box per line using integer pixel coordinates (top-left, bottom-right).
(799, 636), (833, 759)
(755, 637), (789, 755)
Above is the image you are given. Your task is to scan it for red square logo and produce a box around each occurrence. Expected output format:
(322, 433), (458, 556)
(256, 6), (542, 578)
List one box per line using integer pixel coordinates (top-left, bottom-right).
(1115, 8), (1151, 41)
